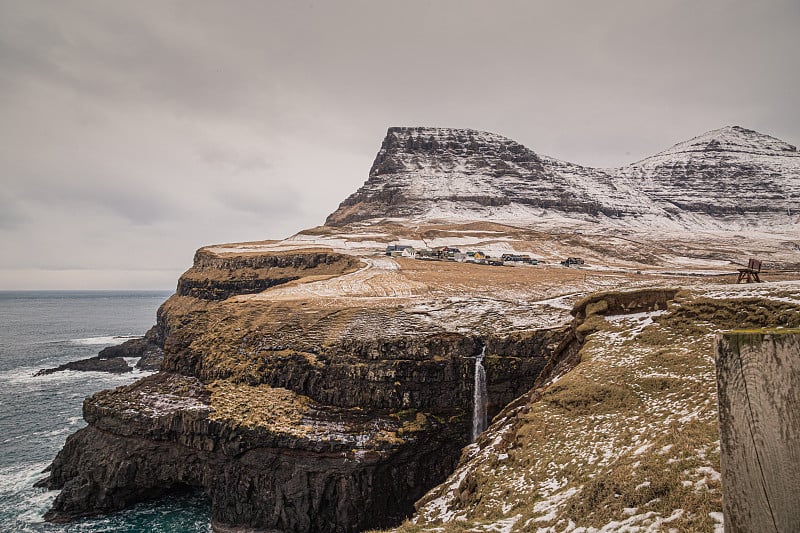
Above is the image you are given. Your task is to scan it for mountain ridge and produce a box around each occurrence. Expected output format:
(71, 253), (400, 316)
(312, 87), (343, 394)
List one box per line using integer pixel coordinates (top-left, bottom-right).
(326, 125), (799, 227)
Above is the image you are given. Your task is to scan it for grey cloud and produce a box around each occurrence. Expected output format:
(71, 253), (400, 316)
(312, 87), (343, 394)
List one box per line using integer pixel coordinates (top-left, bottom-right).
(198, 145), (274, 176)
(0, 0), (798, 288)
(0, 195), (28, 230)
(216, 187), (302, 219)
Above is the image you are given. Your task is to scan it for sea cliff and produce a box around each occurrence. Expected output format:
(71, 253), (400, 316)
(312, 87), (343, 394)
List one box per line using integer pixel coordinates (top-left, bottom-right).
(37, 247), (582, 532)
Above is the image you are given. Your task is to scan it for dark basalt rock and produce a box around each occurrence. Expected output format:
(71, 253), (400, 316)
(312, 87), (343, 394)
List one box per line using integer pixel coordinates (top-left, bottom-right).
(98, 333), (165, 371)
(34, 320), (165, 376)
(37, 319), (571, 532)
(37, 324), (167, 377)
(36, 371), (467, 532)
(38, 422), (464, 532)
(177, 250), (361, 301)
(34, 356), (132, 376)
(134, 345), (164, 371)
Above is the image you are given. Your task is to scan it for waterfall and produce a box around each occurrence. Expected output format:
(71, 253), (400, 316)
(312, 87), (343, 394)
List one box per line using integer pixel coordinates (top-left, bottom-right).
(472, 344), (488, 441)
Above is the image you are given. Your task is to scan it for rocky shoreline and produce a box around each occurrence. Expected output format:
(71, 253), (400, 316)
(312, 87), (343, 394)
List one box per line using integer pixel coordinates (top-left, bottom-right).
(34, 326), (165, 376)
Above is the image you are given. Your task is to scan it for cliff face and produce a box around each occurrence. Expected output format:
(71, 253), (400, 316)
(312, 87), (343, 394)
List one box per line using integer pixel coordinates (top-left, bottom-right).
(40, 372), (466, 532)
(402, 288), (800, 533)
(37, 248), (578, 532)
(176, 248), (362, 301)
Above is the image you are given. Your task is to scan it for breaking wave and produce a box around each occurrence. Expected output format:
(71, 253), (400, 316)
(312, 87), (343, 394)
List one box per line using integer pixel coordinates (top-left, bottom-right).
(69, 335), (140, 346)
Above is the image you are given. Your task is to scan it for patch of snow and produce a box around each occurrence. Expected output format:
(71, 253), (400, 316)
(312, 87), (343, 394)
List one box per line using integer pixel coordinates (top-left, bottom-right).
(480, 514), (522, 533)
(709, 511), (724, 533)
(632, 443), (651, 456)
(696, 466), (721, 482)
(532, 486), (580, 523)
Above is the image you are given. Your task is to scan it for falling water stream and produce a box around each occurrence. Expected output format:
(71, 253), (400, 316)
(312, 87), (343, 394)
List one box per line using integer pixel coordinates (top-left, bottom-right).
(471, 345), (488, 441)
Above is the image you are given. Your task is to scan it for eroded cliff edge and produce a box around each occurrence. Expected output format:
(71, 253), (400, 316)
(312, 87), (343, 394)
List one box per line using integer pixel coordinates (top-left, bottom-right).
(36, 247), (585, 532)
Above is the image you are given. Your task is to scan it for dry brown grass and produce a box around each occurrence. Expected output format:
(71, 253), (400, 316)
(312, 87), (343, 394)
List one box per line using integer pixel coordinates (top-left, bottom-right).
(375, 289), (800, 532)
(207, 380), (310, 432)
(394, 257), (632, 297)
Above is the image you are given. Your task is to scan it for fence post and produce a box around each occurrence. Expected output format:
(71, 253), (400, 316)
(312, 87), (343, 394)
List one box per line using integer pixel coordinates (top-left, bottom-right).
(715, 331), (800, 533)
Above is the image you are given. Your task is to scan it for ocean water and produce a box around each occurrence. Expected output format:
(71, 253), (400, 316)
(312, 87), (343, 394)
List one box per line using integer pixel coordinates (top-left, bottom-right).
(0, 291), (211, 532)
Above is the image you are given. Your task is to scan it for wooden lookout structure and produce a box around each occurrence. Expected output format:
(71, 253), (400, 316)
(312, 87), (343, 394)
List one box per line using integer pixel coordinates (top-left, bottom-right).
(716, 331), (800, 532)
(736, 258), (762, 284)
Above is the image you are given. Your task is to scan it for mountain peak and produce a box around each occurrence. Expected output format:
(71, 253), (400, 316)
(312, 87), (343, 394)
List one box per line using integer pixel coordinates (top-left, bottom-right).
(326, 125), (799, 227)
(369, 126), (539, 177)
(652, 125), (797, 158)
(369, 126), (536, 177)
(385, 126), (501, 137)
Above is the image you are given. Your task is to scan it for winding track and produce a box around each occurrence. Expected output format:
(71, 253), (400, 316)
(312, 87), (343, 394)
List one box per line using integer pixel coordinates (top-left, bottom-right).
(251, 257), (428, 301)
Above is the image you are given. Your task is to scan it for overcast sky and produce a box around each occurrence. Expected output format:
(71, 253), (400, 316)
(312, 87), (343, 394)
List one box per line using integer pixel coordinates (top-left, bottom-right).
(1, 0), (798, 289)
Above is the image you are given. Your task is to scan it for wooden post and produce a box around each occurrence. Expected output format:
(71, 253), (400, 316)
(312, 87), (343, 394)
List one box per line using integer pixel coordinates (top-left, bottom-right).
(715, 331), (800, 533)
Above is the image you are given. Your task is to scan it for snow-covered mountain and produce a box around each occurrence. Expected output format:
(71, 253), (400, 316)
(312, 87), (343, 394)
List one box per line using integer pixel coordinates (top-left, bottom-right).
(325, 126), (799, 229)
(614, 126), (799, 217)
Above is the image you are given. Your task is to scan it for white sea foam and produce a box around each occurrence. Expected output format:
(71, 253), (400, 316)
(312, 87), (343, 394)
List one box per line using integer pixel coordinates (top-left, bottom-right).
(0, 366), (153, 386)
(0, 463), (50, 494)
(69, 335), (140, 346)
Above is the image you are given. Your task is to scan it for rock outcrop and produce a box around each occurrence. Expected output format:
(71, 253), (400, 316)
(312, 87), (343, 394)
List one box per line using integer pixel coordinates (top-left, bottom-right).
(34, 356), (132, 376)
(326, 127), (660, 225)
(37, 372), (469, 531)
(35, 324), (166, 376)
(177, 248), (361, 301)
(99, 325), (165, 371)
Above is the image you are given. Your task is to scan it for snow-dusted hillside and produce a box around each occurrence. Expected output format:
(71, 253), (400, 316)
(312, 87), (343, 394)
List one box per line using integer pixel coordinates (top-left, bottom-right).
(614, 126), (800, 219)
(325, 126), (799, 230)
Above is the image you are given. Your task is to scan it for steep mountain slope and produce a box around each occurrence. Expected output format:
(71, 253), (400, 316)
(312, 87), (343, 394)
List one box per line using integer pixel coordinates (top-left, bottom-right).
(326, 127), (663, 226)
(615, 125), (799, 218)
(326, 125), (799, 230)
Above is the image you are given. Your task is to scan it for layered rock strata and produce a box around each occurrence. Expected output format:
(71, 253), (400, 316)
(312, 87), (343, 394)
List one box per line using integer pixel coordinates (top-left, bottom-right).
(177, 248), (362, 301)
(38, 249), (576, 532)
(38, 123), (800, 533)
(326, 127), (660, 225)
(326, 125), (799, 227)
(616, 126), (800, 217)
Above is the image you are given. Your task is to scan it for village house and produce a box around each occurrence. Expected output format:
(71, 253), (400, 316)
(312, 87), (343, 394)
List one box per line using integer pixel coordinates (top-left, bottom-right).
(434, 246), (461, 261)
(416, 249), (439, 260)
(385, 244), (415, 258)
(561, 257), (585, 267)
(501, 253), (537, 264)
